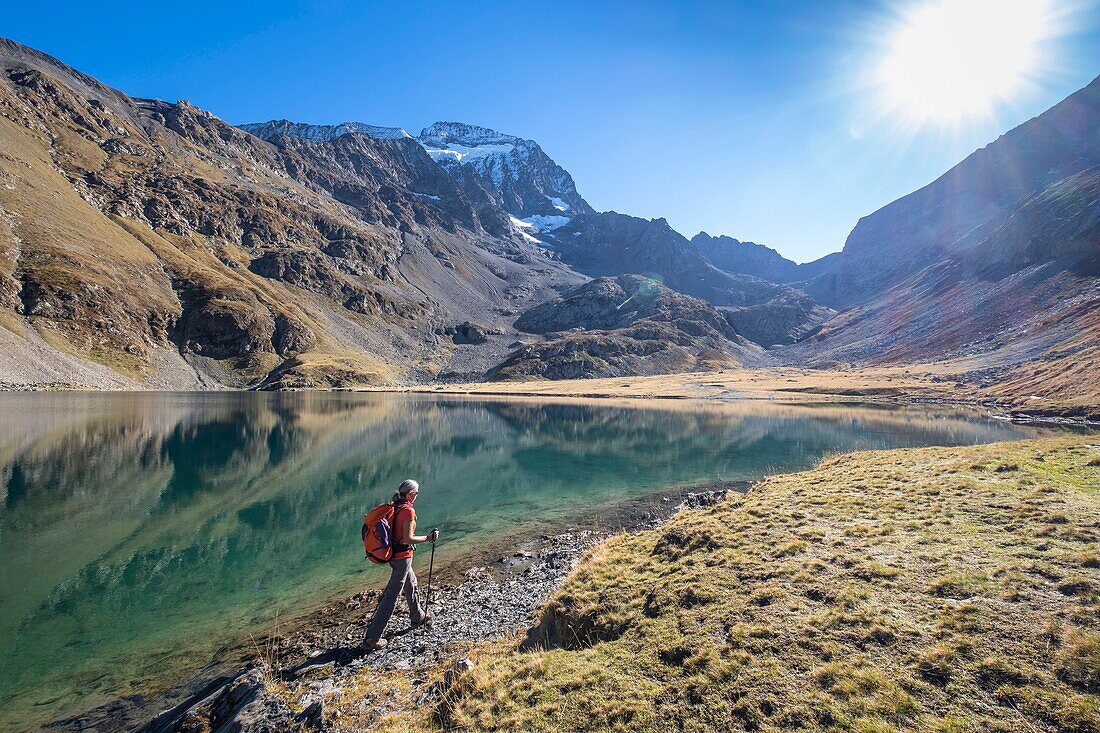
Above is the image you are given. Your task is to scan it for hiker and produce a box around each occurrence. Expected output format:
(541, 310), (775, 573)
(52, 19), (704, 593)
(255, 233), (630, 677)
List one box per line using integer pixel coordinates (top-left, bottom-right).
(361, 479), (439, 651)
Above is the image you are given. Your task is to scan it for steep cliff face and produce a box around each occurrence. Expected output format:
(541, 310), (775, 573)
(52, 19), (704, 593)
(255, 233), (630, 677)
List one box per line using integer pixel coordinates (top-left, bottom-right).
(240, 120), (513, 236)
(0, 38), (580, 389)
(813, 74), (1100, 309)
(960, 166), (1100, 276)
(691, 232), (801, 282)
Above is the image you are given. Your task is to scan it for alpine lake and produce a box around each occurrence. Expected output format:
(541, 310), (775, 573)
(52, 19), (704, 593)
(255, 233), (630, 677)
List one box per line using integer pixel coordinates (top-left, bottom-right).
(0, 391), (1091, 730)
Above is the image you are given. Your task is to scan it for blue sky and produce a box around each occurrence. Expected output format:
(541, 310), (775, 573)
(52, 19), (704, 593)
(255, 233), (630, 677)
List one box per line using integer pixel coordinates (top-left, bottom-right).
(5, 0), (1098, 262)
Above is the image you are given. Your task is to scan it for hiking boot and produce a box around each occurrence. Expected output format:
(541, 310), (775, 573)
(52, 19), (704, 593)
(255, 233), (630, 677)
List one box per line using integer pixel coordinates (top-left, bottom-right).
(361, 637), (387, 651)
(412, 614), (433, 629)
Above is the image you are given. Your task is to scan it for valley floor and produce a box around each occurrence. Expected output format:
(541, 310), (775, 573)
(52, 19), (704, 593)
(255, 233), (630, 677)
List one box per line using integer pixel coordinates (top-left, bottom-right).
(324, 437), (1100, 732)
(399, 362), (1100, 422)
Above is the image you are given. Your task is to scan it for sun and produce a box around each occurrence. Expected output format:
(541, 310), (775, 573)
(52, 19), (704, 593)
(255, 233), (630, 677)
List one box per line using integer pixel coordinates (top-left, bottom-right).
(877, 0), (1051, 123)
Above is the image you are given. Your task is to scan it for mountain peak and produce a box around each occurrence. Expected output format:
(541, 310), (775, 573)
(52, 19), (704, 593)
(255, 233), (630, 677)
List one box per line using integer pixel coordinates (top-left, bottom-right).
(418, 121), (521, 147)
(416, 120), (592, 220)
(238, 119), (412, 142)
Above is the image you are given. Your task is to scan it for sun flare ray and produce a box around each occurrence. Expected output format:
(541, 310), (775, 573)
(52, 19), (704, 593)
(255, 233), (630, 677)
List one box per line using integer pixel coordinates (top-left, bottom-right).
(874, 0), (1056, 125)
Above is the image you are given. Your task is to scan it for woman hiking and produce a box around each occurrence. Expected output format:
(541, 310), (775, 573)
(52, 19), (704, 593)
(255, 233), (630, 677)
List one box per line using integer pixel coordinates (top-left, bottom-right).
(361, 479), (438, 651)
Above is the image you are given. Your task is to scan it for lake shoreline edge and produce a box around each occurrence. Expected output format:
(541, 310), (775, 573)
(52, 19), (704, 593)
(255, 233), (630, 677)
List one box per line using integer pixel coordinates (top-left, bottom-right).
(332, 436), (1100, 732)
(5, 363), (1098, 424)
(48, 481), (752, 733)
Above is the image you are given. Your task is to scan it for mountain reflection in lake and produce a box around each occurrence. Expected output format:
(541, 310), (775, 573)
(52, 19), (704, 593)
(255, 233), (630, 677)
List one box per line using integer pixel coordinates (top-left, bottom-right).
(0, 392), (1077, 729)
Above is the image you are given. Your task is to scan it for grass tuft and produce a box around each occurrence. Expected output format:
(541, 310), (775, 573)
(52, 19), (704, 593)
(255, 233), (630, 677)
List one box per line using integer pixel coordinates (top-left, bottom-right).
(1058, 629), (1100, 693)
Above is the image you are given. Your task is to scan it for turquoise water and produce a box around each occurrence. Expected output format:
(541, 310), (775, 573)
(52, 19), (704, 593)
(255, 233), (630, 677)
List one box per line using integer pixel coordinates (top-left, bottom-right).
(0, 392), (1079, 730)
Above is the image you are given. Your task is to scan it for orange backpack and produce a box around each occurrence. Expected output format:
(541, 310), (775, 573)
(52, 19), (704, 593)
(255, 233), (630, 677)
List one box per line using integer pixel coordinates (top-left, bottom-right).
(362, 503), (395, 564)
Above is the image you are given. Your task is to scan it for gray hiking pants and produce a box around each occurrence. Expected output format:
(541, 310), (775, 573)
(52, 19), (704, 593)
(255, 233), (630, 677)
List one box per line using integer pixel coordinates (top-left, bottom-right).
(364, 556), (424, 642)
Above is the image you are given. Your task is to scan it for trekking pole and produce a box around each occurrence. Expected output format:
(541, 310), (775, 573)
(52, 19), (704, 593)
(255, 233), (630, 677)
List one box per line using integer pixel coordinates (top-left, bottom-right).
(425, 536), (437, 610)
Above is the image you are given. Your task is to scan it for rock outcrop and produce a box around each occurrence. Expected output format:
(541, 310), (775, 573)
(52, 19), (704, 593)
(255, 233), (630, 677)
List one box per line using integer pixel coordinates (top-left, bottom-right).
(540, 214), (835, 345)
(723, 291), (835, 347)
(515, 274), (739, 338)
(166, 670), (320, 733)
(487, 275), (767, 380)
(452, 321), (489, 345)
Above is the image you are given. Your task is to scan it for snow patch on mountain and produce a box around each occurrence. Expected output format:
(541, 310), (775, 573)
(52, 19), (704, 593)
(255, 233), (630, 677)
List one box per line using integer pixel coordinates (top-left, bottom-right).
(418, 122), (530, 187)
(422, 142), (516, 163)
(546, 196), (570, 212)
(511, 213), (570, 232)
(509, 215), (542, 243)
(523, 214), (571, 231)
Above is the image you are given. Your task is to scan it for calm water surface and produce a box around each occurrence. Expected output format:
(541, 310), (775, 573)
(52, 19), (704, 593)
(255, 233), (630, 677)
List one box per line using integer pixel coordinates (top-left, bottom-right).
(0, 392), (1084, 729)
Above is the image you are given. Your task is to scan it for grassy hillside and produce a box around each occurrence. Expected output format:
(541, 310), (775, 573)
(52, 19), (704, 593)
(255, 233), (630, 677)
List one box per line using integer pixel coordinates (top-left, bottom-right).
(350, 438), (1099, 732)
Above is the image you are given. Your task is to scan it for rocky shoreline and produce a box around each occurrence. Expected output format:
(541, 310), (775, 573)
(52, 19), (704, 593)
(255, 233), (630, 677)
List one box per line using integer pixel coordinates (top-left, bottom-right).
(47, 483), (747, 733)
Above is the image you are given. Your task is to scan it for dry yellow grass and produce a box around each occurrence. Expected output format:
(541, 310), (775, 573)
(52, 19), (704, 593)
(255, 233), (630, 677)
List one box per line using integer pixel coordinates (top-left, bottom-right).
(264, 350), (398, 389)
(403, 364), (955, 401)
(400, 360), (1100, 420)
(326, 438), (1099, 732)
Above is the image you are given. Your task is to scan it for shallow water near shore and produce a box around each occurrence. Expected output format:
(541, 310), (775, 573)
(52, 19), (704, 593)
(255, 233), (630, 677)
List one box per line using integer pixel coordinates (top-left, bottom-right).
(0, 391), (1088, 730)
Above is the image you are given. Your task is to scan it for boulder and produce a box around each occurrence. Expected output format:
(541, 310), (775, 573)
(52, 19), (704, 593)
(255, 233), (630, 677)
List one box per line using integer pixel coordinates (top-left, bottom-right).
(452, 321), (488, 345)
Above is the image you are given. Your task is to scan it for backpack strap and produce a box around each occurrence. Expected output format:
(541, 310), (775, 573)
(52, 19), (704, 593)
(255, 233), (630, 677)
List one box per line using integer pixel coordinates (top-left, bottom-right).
(392, 501), (414, 554)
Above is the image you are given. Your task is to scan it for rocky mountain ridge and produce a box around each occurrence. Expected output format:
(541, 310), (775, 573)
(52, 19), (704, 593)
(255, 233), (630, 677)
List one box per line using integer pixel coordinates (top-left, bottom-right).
(540, 212), (835, 346)
(0, 36), (844, 388)
(0, 37), (584, 388)
(691, 232), (839, 284)
(238, 119), (412, 141)
(0, 35), (1096, 398)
